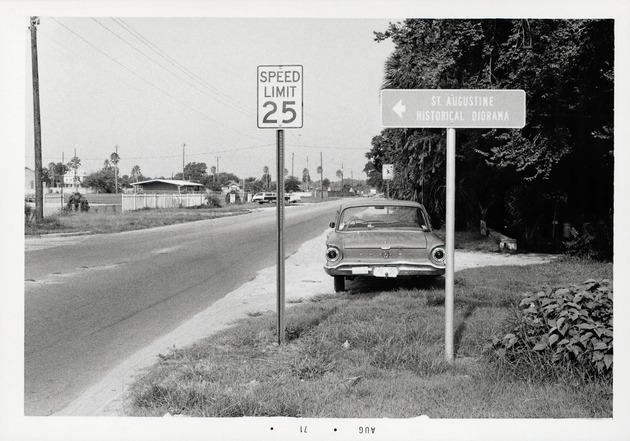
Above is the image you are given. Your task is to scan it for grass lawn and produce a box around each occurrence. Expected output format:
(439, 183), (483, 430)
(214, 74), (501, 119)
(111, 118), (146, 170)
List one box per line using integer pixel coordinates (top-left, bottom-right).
(126, 258), (613, 418)
(24, 204), (257, 235)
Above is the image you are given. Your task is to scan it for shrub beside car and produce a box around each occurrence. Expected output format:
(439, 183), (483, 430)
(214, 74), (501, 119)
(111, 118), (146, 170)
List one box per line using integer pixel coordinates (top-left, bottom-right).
(487, 278), (613, 381)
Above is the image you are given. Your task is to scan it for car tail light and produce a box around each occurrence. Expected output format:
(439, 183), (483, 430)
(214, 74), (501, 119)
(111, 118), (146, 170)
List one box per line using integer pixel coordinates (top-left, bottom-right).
(326, 246), (341, 262)
(430, 246), (446, 264)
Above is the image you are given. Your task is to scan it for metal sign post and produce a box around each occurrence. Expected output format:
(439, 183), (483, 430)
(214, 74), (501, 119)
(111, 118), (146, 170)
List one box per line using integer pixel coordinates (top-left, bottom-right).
(258, 65), (303, 345)
(276, 129), (286, 345)
(381, 89), (525, 363)
(444, 128), (456, 361)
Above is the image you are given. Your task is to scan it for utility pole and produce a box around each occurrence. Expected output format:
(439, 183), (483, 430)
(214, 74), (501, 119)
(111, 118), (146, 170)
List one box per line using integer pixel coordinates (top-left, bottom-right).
(291, 152), (294, 178)
(182, 143), (186, 180)
(60, 152), (64, 210)
(351, 170), (354, 194)
(306, 156), (309, 192)
(320, 151), (323, 199)
(341, 161), (344, 197)
(73, 148), (78, 192)
(30, 16), (43, 222)
(114, 145), (119, 194)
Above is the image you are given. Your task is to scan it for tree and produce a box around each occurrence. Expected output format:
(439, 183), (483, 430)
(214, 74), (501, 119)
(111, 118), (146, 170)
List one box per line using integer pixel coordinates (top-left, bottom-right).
(285, 176), (301, 192)
(110, 149), (120, 194)
(83, 168), (117, 193)
(369, 19), (613, 256)
(67, 155), (81, 191)
(263, 166), (270, 190)
(336, 169), (343, 190)
(47, 161), (68, 187)
(302, 168), (310, 190)
(183, 162), (208, 183)
(131, 165), (142, 183)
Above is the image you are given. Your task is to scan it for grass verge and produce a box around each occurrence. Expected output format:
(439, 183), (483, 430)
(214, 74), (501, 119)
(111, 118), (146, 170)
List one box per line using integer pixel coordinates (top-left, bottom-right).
(24, 205), (255, 236)
(126, 257), (612, 418)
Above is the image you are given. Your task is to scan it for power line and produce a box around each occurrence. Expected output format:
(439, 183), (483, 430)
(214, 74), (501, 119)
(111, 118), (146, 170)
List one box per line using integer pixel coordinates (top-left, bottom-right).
(95, 17), (254, 118)
(50, 18), (260, 141)
(27, 142), (277, 162)
(112, 18), (254, 117)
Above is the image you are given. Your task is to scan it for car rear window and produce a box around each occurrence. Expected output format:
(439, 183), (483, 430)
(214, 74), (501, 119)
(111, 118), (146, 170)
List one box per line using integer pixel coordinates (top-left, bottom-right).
(338, 205), (429, 231)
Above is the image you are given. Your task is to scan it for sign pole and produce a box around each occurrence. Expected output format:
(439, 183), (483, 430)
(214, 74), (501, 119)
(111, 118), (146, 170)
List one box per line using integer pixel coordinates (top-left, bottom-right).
(445, 128), (456, 362)
(276, 129), (286, 345)
(380, 89), (525, 364)
(258, 64), (303, 345)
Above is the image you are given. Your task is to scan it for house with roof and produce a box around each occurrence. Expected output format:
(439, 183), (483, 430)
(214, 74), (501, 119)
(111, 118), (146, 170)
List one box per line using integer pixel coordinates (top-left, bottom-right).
(130, 179), (206, 194)
(25, 167), (49, 196)
(221, 180), (242, 193)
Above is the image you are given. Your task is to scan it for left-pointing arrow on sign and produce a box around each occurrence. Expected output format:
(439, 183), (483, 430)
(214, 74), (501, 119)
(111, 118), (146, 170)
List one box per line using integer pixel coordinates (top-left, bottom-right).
(393, 99), (406, 118)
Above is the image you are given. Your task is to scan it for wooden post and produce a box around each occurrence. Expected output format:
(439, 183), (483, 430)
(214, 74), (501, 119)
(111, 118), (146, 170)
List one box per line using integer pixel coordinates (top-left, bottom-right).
(30, 17), (43, 222)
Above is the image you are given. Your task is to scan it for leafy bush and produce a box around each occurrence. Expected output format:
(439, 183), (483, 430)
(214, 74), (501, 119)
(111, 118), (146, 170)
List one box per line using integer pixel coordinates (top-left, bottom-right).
(563, 221), (613, 261)
(65, 192), (90, 212)
(25, 203), (33, 221)
(205, 194), (222, 208)
(488, 279), (613, 381)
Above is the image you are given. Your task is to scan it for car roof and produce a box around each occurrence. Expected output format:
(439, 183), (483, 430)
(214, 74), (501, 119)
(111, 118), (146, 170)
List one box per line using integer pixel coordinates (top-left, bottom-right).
(337, 198), (424, 211)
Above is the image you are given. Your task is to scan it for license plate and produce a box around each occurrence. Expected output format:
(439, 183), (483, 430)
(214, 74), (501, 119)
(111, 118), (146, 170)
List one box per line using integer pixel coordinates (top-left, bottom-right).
(351, 267), (370, 275)
(373, 267), (399, 278)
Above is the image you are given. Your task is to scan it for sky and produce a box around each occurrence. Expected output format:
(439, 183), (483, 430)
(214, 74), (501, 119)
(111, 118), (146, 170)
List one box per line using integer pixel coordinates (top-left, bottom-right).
(24, 16), (397, 182)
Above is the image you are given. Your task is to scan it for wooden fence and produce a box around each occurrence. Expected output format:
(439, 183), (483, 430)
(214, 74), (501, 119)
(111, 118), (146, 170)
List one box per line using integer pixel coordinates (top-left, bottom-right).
(122, 193), (205, 212)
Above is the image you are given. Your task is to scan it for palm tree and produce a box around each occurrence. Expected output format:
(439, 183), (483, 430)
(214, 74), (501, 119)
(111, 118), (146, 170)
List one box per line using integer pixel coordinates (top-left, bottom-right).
(131, 165), (141, 183)
(263, 166), (270, 190)
(67, 155), (81, 192)
(302, 168), (310, 191)
(110, 148), (120, 194)
(316, 166), (323, 197)
(48, 161), (56, 187)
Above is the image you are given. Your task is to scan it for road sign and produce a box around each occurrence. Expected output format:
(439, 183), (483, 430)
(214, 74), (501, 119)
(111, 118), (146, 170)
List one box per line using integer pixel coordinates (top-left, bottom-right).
(382, 164), (394, 180)
(380, 88), (527, 363)
(381, 89), (525, 129)
(258, 65), (303, 129)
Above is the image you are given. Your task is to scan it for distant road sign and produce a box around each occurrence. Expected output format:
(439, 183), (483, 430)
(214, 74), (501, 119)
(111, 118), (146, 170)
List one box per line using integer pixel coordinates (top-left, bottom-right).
(382, 164), (394, 180)
(258, 65), (303, 129)
(381, 89), (525, 129)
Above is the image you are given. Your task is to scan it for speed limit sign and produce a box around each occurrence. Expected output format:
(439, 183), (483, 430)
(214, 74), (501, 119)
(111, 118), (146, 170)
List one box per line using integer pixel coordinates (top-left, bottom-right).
(257, 65), (303, 129)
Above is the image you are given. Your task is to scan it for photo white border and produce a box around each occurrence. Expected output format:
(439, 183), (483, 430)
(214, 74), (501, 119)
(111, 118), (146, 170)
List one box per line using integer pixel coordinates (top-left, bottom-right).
(2, 1), (628, 440)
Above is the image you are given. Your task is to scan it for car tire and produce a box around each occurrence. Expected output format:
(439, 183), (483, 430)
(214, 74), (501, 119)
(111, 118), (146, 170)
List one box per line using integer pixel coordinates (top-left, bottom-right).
(334, 276), (345, 293)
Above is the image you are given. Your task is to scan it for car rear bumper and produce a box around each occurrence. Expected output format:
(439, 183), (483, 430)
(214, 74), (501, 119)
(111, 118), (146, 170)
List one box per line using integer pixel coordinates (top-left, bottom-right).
(324, 262), (445, 277)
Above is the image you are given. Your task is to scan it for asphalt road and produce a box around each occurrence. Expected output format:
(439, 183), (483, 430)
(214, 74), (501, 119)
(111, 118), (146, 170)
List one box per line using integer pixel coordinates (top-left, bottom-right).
(24, 200), (340, 416)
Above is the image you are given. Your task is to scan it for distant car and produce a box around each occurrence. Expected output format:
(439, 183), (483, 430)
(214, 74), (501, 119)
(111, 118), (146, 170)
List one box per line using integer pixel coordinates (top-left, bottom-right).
(324, 199), (446, 292)
(252, 192), (276, 204)
(287, 193), (301, 203)
(252, 192), (292, 204)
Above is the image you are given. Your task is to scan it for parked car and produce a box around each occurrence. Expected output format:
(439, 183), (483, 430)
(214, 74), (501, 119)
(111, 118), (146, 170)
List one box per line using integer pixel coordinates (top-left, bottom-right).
(252, 192), (292, 204)
(287, 193), (301, 203)
(252, 192), (275, 204)
(324, 199), (446, 292)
